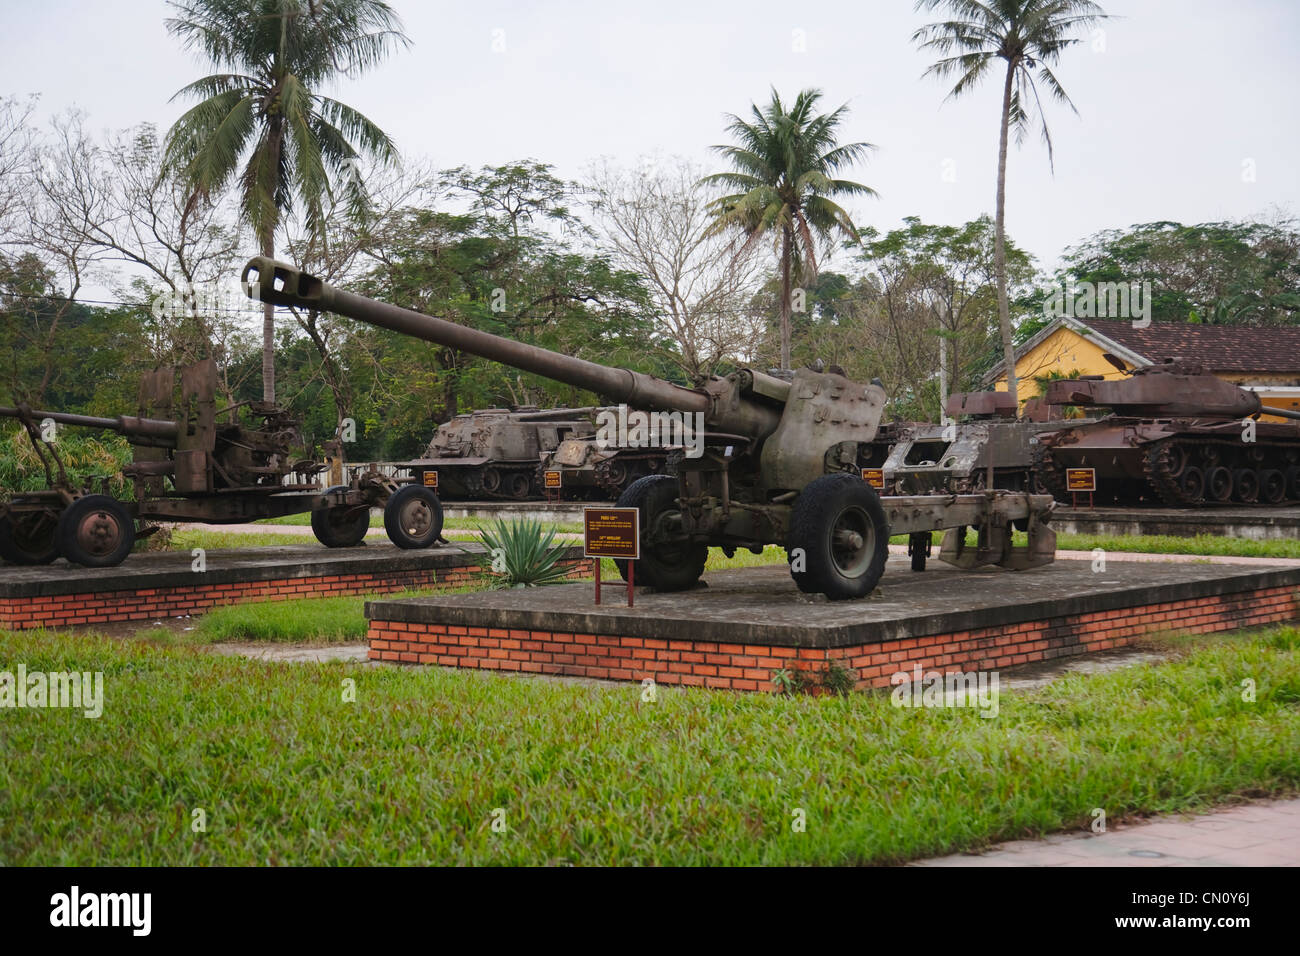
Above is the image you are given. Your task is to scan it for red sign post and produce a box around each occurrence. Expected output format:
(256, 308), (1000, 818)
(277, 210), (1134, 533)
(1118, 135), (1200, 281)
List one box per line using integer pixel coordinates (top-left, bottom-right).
(543, 469), (562, 503)
(583, 507), (639, 607)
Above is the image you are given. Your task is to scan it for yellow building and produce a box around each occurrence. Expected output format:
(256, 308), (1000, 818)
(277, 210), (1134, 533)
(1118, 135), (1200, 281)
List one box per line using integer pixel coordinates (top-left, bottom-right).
(983, 317), (1300, 421)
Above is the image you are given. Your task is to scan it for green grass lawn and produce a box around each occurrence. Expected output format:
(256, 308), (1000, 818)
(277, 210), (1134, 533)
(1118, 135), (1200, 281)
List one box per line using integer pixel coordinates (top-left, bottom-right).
(1, 625), (1296, 865)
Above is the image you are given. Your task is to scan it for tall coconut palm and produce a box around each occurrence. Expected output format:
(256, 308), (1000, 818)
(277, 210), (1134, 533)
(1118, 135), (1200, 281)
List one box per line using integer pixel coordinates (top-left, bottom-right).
(912, 0), (1108, 404)
(701, 88), (876, 370)
(163, 0), (408, 403)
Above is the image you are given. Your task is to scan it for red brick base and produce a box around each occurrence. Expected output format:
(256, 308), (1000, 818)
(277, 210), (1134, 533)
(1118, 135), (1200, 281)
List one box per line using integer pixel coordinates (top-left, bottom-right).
(367, 585), (1299, 692)
(0, 559), (591, 631)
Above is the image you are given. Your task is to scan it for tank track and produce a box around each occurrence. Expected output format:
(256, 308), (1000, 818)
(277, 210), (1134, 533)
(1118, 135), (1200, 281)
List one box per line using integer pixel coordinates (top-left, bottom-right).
(1031, 443), (1072, 502)
(1144, 436), (1300, 506)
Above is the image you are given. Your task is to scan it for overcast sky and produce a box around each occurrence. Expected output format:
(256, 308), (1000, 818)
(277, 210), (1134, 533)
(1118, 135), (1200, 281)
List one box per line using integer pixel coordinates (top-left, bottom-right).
(3, 0), (1297, 277)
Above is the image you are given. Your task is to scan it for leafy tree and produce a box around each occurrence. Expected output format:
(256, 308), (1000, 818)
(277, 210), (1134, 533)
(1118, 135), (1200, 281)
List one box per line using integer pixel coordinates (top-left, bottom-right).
(1056, 219), (1300, 325)
(701, 88), (876, 370)
(913, 0), (1109, 400)
(162, 0), (409, 403)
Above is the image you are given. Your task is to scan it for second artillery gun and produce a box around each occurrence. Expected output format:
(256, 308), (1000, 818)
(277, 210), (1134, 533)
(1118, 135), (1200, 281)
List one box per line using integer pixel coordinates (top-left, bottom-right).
(245, 257), (1057, 599)
(0, 358), (444, 566)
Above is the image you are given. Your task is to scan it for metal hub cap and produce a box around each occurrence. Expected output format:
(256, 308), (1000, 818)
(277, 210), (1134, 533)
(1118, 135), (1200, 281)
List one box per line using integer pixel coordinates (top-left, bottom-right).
(400, 500), (431, 536)
(830, 506), (873, 576)
(75, 509), (124, 557)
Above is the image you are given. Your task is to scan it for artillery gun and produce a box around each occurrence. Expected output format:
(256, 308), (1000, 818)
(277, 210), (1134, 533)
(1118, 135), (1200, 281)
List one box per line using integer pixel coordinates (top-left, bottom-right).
(244, 257), (1057, 599)
(0, 359), (443, 567)
(415, 405), (597, 499)
(1036, 358), (1300, 506)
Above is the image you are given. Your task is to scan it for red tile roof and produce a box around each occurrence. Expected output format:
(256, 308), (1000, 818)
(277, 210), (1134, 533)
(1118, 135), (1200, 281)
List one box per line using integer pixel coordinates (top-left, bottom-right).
(1083, 319), (1300, 373)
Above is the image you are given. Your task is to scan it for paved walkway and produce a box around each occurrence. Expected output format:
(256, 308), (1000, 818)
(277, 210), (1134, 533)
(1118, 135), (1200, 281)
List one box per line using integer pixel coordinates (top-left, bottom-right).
(914, 798), (1300, 866)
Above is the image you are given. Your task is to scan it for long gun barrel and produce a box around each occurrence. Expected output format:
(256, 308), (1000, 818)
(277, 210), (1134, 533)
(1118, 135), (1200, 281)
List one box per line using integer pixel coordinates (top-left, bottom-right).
(0, 405), (179, 444)
(242, 257), (713, 419)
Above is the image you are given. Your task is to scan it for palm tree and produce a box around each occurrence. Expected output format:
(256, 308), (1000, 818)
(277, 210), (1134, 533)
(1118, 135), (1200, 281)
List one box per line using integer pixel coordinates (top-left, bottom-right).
(163, 0), (409, 403)
(701, 88), (876, 371)
(912, 0), (1108, 404)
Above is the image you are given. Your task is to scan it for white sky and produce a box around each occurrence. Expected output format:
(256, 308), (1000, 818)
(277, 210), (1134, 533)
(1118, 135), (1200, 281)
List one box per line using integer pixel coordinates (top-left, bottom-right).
(2, 0), (1298, 279)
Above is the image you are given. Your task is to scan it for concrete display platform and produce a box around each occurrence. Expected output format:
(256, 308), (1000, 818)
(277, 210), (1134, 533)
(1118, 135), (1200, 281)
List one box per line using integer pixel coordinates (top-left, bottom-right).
(366, 558), (1300, 692)
(1053, 505), (1300, 541)
(0, 542), (587, 630)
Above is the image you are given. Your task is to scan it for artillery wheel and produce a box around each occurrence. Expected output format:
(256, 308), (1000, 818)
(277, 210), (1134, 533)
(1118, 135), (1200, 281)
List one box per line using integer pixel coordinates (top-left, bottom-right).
(311, 486), (371, 548)
(0, 511), (60, 565)
(1258, 469), (1287, 505)
(56, 495), (135, 568)
(1233, 468), (1259, 504)
(1206, 466), (1234, 503)
(613, 475), (706, 591)
(1179, 465), (1206, 502)
(383, 484), (444, 549)
(1287, 466), (1300, 500)
(480, 468), (502, 495)
(787, 474), (889, 601)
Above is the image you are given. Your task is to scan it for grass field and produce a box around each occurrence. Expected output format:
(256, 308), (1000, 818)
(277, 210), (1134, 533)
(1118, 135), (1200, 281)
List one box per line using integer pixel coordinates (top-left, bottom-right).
(1, 625), (1296, 865)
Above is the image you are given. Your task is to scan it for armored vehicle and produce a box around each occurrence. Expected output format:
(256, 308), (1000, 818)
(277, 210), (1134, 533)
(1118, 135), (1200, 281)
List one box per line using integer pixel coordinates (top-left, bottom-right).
(537, 427), (671, 501)
(1036, 359), (1300, 505)
(412, 406), (596, 500)
(884, 391), (1080, 496)
(245, 257), (1058, 600)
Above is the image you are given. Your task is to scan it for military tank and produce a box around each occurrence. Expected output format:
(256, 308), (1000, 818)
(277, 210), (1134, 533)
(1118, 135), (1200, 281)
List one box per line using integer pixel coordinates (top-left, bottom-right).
(884, 391), (1082, 496)
(537, 426), (671, 501)
(1035, 359), (1300, 506)
(411, 406), (597, 500)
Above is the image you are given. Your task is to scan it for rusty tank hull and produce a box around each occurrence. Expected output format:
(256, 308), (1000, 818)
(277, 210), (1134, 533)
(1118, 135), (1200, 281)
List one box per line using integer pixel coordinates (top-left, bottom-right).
(536, 428), (671, 501)
(1037, 362), (1300, 506)
(411, 406), (597, 500)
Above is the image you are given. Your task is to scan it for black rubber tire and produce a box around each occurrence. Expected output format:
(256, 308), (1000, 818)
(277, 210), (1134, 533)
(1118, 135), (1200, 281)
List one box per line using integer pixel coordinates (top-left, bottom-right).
(1258, 469), (1287, 505)
(383, 484), (444, 549)
(311, 486), (371, 548)
(1287, 466), (1300, 500)
(0, 511), (60, 565)
(1232, 468), (1259, 504)
(613, 475), (706, 591)
(1206, 466), (1233, 502)
(787, 474), (889, 601)
(1179, 465), (1205, 502)
(55, 495), (135, 568)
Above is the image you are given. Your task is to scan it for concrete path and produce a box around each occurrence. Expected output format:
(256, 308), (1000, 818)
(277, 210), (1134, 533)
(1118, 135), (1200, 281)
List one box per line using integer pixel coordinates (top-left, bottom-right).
(914, 798), (1300, 866)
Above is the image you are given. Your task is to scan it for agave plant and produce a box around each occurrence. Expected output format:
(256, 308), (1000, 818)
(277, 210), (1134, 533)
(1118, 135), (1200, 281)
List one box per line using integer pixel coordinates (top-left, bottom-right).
(477, 517), (573, 589)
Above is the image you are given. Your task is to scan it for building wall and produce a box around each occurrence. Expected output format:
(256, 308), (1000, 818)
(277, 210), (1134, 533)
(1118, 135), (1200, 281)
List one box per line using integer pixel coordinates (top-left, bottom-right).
(991, 326), (1128, 406)
(992, 325), (1300, 421)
